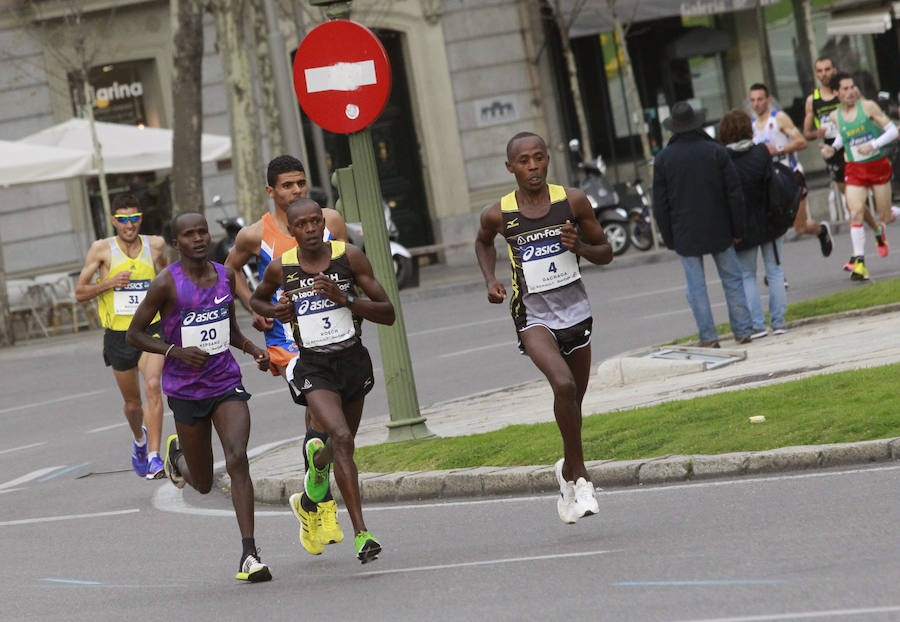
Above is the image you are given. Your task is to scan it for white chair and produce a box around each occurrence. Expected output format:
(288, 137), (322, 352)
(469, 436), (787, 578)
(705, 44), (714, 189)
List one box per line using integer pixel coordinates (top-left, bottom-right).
(6, 278), (51, 340)
(33, 272), (98, 334)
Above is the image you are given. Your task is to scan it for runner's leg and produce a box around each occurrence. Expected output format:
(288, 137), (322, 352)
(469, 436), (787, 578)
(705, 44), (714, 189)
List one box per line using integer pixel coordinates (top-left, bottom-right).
(211, 400), (254, 539)
(520, 325), (587, 483)
(112, 367), (145, 441)
(138, 352), (164, 454)
(873, 182), (894, 224)
(173, 417), (214, 493)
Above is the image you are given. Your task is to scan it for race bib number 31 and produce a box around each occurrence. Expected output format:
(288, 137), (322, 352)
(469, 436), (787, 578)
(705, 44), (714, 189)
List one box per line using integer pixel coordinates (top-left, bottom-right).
(113, 279), (150, 315)
(293, 291), (354, 348)
(181, 305), (230, 355)
(520, 237), (580, 294)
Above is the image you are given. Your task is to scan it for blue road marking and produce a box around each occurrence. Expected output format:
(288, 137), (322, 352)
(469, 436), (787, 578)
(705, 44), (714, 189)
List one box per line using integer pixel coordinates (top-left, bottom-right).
(615, 580), (787, 586)
(38, 463), (91, 482)
(41, 579), (102, 585)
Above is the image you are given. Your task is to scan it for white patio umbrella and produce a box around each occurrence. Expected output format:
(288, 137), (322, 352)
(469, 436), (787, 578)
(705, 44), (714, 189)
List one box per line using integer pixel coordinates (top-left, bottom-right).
(18, 118), (231, 174)
(0, 140), (92, 187)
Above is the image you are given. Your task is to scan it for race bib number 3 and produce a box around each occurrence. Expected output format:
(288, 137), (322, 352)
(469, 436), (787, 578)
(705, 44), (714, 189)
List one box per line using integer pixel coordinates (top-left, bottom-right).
(293, 291), (355, 348)
(113, 279), (150, 315)
(520, 238), (580, 294)
(181, 305), (230, 355)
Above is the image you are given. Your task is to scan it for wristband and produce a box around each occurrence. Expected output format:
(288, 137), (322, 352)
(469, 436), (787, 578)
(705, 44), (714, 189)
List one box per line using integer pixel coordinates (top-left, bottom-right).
(241, 337), (251, 353)
(165, 344), (175, 357)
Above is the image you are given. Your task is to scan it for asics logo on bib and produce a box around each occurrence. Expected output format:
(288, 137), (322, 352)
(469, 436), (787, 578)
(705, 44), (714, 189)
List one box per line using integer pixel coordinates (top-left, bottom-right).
(522, 241), (561, 261)
(296, 298), (335, 314)
(516, 227), (562, 245)
(182, 307), (227, 326)
(118, 279), (150, 291)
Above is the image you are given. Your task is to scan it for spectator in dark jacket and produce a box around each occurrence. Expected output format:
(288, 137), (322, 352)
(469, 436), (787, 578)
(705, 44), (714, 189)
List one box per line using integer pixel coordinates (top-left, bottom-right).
(653, 101), (753, 346)
(719, 108), (787, 337)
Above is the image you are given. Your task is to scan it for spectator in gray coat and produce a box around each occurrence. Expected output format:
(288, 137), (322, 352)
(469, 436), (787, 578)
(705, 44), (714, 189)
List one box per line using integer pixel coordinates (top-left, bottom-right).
(653, 101), (753, 346)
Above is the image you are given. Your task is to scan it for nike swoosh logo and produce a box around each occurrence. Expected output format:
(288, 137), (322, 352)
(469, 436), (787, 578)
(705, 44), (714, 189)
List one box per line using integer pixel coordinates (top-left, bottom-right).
(234, 387), (244, 393)
(214, 295), (228, 304)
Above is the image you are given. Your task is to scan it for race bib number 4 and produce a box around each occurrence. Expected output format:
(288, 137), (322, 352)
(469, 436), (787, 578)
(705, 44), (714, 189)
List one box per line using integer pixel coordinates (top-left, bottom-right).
(520, 237), (580, 294)
(293, 291), (355, 348)
(113, 279), (150, 315)
(180, 305), (230, 355)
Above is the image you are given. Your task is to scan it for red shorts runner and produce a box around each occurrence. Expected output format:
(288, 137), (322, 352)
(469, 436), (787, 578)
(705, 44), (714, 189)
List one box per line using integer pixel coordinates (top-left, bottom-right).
(845, 157), (893, 187)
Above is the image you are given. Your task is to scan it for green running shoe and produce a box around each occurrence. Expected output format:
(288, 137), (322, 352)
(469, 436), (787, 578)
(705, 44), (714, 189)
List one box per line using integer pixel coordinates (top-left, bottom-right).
(303, 438), (330, 503)
(354, 530), (381, 564)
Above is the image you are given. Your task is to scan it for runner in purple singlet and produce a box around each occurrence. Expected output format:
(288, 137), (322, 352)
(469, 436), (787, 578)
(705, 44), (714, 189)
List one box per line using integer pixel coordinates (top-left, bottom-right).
(127, 212), (272, 583)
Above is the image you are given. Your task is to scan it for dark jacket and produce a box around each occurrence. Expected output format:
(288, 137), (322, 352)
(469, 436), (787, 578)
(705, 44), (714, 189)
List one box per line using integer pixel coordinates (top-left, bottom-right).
(652, 130), (745, 257)
(726, 141), (772, 251)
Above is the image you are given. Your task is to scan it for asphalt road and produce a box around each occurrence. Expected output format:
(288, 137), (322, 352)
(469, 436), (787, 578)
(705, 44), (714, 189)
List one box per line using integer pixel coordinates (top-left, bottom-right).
(2, 231), (900, 620)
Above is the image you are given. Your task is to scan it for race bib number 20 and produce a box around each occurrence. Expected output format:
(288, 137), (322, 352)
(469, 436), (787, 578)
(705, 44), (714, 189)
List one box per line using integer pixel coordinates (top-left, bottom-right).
(181, 305), (230, 355)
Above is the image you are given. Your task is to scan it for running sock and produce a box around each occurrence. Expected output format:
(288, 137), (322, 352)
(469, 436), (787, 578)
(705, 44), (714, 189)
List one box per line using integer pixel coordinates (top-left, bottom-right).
(148, 451), (159, 461)
(241, 537), (257, 559)
(134, 431), (146, 445)
(851, 224), (866, 258)
(891, 206), (900, 219)
(299, 491), (318, 513)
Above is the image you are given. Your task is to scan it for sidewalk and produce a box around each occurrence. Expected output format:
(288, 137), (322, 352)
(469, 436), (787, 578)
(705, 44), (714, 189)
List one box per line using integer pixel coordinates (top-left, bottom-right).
(230, 296), (900, 505)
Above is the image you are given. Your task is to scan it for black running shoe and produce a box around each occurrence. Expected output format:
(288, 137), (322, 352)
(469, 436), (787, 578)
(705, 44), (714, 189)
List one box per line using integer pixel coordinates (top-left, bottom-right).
(818, 222), (833, 257)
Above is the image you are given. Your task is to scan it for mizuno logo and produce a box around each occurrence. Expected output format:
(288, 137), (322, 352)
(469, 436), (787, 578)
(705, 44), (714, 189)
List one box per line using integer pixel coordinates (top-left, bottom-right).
(286, 273), (299, 282)
(302, 378), (313, 390)
(506, 218), (519, 229)
(363, 378), (374, 389)
(214, 295), (228, 304)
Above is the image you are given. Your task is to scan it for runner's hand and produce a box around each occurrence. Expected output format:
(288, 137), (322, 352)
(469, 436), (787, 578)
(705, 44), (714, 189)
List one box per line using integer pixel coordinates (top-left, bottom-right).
(313, 273), (342, 302)
(561, 219), (581, 253)
(109, 271), (131, 288)
(175, 345), (209, 368)
(249, 345), (269, 371)
(820, 144), (835, 159)
(251, 311), (273, 332)
(273, 295), (293, 323)
(486, 279), (506, 304)
(857, 143), (875, 156)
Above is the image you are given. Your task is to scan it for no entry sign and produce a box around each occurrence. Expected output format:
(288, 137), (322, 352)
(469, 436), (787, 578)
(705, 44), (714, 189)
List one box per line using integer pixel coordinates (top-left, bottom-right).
(293, 20), (392, 135)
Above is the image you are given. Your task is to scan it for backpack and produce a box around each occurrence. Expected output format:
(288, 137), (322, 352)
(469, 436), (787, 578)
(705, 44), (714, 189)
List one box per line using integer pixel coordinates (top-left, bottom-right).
(763, 160), (801, 241)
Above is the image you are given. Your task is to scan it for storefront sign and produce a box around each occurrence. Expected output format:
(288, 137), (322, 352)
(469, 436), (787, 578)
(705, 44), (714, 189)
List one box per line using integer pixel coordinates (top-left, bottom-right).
(473, 95), (519, 128)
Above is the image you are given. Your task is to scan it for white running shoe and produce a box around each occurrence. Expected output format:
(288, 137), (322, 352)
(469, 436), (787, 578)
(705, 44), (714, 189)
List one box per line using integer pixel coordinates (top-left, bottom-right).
(554, 459), (578, 524)
(573, 477), (599, 518)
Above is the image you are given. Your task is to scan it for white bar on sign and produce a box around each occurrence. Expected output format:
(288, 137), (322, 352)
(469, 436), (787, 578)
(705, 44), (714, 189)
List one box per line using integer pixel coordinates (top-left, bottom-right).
(305, 60), (376, 93)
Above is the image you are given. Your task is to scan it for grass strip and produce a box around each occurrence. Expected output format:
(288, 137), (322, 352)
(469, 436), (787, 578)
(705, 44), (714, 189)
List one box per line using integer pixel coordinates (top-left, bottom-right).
(355, 363), (900, 472)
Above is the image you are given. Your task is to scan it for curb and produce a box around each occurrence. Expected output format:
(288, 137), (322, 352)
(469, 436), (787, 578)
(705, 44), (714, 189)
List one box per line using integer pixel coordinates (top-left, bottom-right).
(239, 438), (900, 506)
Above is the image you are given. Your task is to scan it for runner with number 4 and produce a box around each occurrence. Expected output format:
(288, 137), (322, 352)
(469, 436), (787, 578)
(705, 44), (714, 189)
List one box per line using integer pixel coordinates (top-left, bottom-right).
(475, 131), (613, 524)
(127, 212), (272, 583)
(251, 198), (395, 564)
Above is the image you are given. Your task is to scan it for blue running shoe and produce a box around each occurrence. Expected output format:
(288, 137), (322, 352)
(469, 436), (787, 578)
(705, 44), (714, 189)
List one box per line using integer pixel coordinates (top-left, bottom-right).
(132, 426), (148, 477)
(146, 455), (165, 480)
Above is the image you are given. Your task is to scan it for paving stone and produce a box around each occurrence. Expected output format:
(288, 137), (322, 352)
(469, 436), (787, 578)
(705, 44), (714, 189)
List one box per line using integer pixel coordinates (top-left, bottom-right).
(746, 446), (820, 473)
(253, 477), (285, 505)
(482, 466), (534, 496)
(638, 455), (692, 484)
(818, 440), (892, 466)
(591, 459), (642, 487)
(360, 473), (406, 502)
(441, 467), (489, 498)
(691, 453), (747, 479)
(396, 471), (444, 500)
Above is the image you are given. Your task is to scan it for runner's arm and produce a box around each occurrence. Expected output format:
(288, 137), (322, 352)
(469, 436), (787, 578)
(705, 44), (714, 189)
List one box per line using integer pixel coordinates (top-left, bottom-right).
(341, 244), (395, 326)
(224, 222), (272, 330)
(324, 208), (349, 242)
(820, 112), (842, 157)
(475, 203), (506, 303)
(776, 112), (808, 153)
(225, 266), (268, 371)
(75, 240), (124, 302)
(562, 187), (612, 265)
(249, 257), (292, 323)
(149, 235), (170, 271)
(802, 95), (824, 140)
(861, 100), (897, 151)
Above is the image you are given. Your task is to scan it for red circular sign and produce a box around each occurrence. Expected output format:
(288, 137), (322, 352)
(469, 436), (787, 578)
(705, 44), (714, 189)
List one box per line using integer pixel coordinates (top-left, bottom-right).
(293, 20), (392, 135)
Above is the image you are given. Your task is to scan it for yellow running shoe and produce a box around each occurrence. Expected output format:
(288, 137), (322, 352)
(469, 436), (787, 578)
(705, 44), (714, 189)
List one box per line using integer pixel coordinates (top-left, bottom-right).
(289, 493), (323, 555)
(318, 500), (344, 544)
(851, 260), (870, 281)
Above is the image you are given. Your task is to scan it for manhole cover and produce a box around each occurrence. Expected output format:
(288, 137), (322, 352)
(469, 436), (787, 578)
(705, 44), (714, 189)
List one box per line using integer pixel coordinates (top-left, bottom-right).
(642, 347), (745, 370)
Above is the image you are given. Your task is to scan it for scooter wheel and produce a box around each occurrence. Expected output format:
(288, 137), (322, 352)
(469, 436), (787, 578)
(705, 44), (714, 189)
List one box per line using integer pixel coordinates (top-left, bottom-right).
(394, 255), (415, 290)
(603, 222), (631, 256)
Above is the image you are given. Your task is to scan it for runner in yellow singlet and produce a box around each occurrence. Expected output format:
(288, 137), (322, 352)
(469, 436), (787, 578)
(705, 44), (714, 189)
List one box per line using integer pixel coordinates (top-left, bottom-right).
(75, 194), (169, 479)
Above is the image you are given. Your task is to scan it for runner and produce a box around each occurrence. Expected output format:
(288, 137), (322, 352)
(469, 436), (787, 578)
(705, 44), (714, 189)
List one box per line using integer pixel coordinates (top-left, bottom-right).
(225, 154), (348, 545)
(75, 193), (168, 479)
(821, 72), (899, 281)
(126, 211), (272, 582)
(251, 197), (394, 563)
(474, 131), (612, 524)
(803, 57), (879, 235)
(749, 83), (834, 256)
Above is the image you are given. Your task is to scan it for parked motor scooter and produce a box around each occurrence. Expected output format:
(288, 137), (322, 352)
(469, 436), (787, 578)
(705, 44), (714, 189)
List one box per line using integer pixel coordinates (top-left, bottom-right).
(208, 195), (259, 292)
(344, 202), (417, 290)
(622, 178), (659, 251)
(568, 139), (630, 255)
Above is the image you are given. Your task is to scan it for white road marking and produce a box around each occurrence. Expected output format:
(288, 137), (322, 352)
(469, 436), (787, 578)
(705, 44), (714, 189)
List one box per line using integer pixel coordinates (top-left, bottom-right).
(439, 342), (512, 358)
(0, 442), (46, 456)
(0, 390), (105, 415)
(677, 604), (900, 622)
(86, 412), (173, 434)
(407, 316), (506, 337)
(38, 462), (91, 482)
(0, 508), (139, 527)
(0, 467), (65, 491)
(357, 549), (617, 576)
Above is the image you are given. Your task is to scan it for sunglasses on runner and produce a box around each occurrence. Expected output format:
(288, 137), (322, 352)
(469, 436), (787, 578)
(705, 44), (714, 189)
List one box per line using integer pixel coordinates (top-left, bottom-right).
(113, 213), (142, 223)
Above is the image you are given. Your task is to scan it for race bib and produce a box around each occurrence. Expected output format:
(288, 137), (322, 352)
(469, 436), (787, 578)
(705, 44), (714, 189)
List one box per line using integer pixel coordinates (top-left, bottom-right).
(180, 305), (230, 355)
(113, 279), (150, 315)
(520, 234), (580, 294)
(293, 290), (355, 348)
(819, 117), (836, 139)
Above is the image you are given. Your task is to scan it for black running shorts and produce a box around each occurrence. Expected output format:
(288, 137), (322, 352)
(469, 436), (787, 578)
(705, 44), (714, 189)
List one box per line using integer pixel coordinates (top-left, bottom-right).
(292, 342), (374, 405)
(167, 385), (251, 426)
(825, 147), (845, 183)
(103, 323), (160, 371)
(518, 316), (593, 357)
